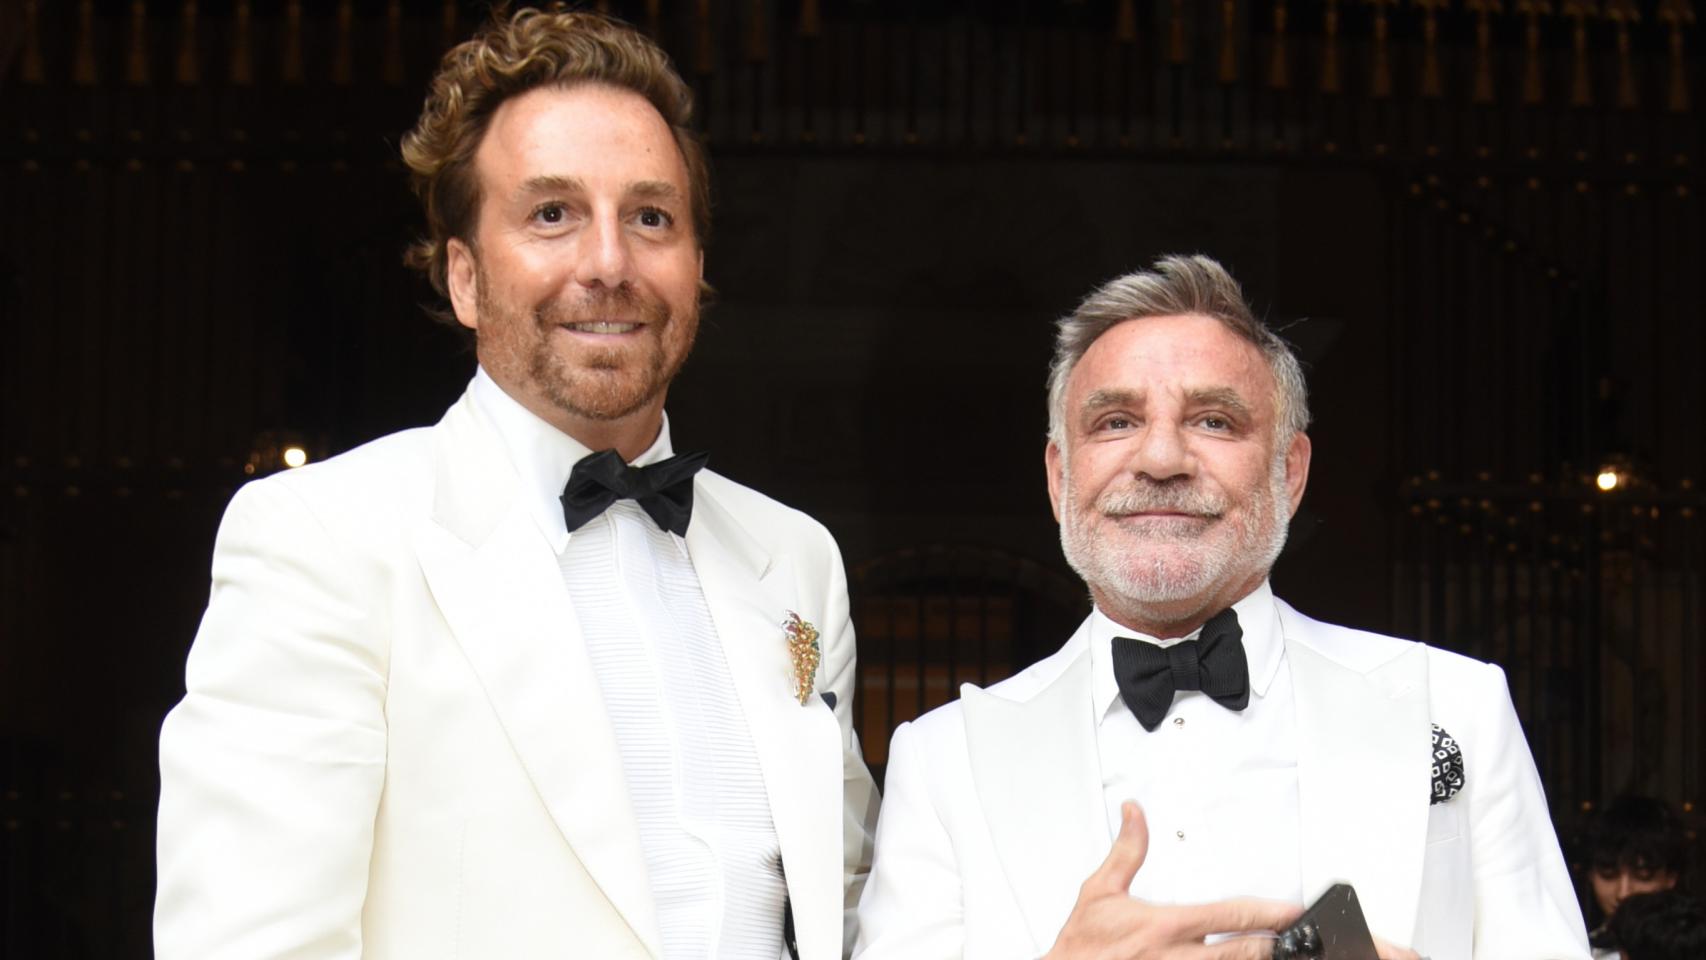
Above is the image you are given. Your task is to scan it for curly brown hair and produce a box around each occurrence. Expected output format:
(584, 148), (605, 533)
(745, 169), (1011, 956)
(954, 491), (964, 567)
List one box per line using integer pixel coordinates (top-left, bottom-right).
(400, 5), (710, 306)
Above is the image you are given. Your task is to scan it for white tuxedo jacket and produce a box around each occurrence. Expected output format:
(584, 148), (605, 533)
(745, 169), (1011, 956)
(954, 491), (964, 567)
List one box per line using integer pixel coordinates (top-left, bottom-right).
(156, 388), (880, 959)
(854, 600), (1589, 960)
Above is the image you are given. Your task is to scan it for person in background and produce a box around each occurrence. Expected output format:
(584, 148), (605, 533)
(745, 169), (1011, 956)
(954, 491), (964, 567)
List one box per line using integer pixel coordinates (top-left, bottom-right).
(1608, 890), (1706, 960)
(1585, 795), (1691, 960)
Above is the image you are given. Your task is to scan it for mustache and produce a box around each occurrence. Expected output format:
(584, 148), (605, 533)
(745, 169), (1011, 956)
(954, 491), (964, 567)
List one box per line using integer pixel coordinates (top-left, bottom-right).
(536, 286), (668, 327)
(1094, 479), (1227, 518)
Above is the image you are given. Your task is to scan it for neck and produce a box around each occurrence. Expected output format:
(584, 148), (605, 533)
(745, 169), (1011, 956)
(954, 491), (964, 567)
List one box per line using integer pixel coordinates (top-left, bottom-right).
(487, 370), (668, 463)
(549, 404), (666, 463)
(1094, 571), (1266, 640)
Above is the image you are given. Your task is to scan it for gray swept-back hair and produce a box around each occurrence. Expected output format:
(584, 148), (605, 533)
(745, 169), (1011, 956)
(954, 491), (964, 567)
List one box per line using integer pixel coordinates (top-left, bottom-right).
(1046, 254), (1310, 446)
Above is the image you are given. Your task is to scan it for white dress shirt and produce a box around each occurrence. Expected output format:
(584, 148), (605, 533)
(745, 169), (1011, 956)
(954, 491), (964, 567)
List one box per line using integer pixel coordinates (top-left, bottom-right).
(1088, 581), (1303, 907)
(472, 369), (786, 960)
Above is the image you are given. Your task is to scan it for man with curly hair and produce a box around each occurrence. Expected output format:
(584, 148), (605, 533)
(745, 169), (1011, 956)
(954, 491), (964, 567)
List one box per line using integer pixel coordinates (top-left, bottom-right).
(1584, 796), (1692, 958)
(155, 8), (878, 959)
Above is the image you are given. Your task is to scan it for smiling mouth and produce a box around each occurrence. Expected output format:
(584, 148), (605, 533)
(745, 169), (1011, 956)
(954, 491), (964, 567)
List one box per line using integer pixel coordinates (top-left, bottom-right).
(1111, 511), (1219, 525)
(563, 321), (643, 334)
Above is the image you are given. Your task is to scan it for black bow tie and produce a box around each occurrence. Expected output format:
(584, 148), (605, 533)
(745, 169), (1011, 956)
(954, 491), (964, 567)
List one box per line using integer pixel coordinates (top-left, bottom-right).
(561, 448), (709, 537)
(1112, 607), (1250, 732)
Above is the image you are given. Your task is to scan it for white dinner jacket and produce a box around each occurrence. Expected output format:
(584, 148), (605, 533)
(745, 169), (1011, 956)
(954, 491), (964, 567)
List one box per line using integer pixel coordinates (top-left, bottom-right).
(854, 600), (1589, 960)
(156, 387), (880, 960)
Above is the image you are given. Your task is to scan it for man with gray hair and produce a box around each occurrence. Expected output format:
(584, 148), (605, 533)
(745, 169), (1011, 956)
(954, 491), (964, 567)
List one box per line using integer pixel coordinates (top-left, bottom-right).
(853, 255), (1589, 959)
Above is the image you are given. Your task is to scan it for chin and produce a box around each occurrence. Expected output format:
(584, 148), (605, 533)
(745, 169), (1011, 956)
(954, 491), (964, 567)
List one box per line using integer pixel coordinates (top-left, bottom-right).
(1109, 540), (1254, 603)
(534, 348), (663, 417)
(557, 385), (660, 422)
(1113, 572), (1217, 605)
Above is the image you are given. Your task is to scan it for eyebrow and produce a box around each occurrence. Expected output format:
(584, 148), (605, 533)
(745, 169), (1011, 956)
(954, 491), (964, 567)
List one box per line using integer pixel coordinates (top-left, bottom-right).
(1185, 387), (1252, 417)
(627, 180), (685, 204)
(1079, 386), (1254, 418)
(1082, 388), (1142, 414)
(515, 175), (585, 200)
(512, 176), (685, 205)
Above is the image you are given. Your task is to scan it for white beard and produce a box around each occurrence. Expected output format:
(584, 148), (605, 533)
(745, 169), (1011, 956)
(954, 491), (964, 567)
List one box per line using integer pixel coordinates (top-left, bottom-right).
(1058, 448), (1292, 608)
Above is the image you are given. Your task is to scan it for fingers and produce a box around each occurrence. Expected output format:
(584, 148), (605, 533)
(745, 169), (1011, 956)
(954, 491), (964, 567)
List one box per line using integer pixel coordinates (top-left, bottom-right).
(1174, 933), (1288, 960)
(1372, 935), (1422, 960)
(1167, 916), (1417, 960)
(1159, 897), (1301, 941)
(1083, 800), (1150, 897)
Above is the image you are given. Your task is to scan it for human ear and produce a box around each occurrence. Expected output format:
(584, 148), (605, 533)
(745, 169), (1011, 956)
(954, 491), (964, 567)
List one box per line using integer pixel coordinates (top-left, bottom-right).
(1284, 432), (1312, 514)
(1045, 441), (1065, 523)
(446, 238), (480, 331)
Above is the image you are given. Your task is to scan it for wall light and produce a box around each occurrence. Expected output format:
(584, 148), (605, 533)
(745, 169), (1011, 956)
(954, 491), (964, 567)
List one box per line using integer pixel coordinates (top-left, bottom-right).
(248, 431), (314, 477)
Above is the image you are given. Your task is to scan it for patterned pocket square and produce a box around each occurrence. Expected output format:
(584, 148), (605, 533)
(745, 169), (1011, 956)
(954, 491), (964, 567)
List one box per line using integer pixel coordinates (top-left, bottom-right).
(1430, 723), (1464, 804)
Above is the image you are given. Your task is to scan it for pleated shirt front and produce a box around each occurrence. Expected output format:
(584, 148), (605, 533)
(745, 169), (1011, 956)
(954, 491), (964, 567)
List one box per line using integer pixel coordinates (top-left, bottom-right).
(473, 369), (785, 960)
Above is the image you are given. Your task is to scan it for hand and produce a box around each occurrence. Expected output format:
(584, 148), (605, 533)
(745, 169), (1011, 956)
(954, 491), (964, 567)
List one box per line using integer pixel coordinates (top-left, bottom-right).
(1044, 801), (1302, 959)
(1371, 935), (1420, 960)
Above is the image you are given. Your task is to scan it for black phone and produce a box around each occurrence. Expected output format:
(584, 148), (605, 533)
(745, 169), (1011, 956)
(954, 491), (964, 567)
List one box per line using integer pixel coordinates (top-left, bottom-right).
(1270, 883), (1379, 960)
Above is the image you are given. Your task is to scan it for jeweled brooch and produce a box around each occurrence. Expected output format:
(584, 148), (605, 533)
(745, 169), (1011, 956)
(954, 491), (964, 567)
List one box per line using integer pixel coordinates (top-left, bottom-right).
(784, 611), (821, 705)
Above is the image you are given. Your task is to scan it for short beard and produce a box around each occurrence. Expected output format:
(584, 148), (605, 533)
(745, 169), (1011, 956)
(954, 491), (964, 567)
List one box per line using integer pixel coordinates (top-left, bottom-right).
(476, 267), (696, 423)
(530, 286), (685, 421)
(1059, 447), (1292, 618)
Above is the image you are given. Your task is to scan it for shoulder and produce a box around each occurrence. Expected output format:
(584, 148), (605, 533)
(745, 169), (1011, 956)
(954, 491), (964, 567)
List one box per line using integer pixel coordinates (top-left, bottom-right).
(898, 628), (1090, 744)
(697, 468), (823, 530)
(269, 427), (436, 499)
(980, 633), (1090, 701)
(889, 700), (970, 768)
(698, 467), (839, 553)
(1276, 598), (1502, 682)
(223, 425), (437, 541)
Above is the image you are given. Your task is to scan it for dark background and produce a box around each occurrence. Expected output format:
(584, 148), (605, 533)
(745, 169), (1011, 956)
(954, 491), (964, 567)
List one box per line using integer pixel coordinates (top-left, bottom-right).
(4, 0), (1706, 955)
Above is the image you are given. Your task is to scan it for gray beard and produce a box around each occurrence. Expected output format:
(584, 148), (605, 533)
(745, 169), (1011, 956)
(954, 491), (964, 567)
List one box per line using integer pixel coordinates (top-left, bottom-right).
(1058, 450), (1292, 611)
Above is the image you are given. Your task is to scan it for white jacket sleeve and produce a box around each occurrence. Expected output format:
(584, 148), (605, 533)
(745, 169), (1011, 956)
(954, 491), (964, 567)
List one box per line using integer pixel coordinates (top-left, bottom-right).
(155, 477), (389, 960)
(853, 720), (971, 960)
(1465, 663), (1590, 960)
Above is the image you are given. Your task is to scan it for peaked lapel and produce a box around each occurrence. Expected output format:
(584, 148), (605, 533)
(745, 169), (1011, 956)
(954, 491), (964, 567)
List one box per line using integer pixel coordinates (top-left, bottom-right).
(1283, 607), (1431, 946)
(962, 635), (1107, 953)
(686, 483), (845, 960)
(412, 393), (661, 957)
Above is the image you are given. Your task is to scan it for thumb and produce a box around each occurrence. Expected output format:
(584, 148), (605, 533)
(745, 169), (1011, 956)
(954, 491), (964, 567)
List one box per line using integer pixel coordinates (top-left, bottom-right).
(1086, 800), (1149, 896)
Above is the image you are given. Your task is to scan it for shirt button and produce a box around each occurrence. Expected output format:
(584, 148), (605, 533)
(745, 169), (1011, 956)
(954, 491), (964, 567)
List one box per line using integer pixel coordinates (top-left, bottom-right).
(1175, 830), (1186, 840)
(1172, 717), (1185, 728)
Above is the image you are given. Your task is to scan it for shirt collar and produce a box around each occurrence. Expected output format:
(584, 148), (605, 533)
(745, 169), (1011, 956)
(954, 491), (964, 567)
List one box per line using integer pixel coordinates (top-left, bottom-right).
(469, 366), (675, 553)
(1088, 580), (1285, 722)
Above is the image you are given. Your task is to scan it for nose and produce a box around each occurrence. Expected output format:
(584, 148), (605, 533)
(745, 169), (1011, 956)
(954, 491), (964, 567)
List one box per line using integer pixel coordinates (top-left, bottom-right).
(573, 210), (632, 290)
(1615, 875), (1634, 904)
(1126, 419), (1194, 483)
